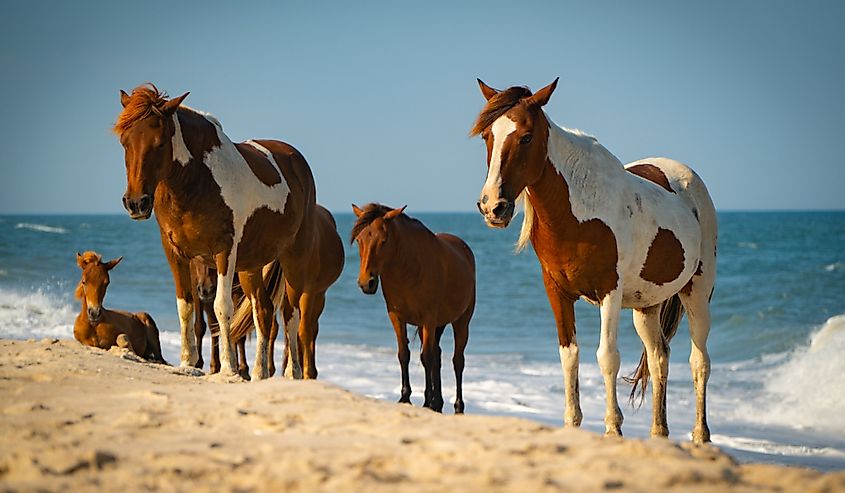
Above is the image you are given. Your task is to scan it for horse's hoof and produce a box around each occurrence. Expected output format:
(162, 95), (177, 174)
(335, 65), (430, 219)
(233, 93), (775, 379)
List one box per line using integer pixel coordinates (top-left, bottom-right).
(194, 357), (204, 370)
(239, 367), (251, 381)
(454, 401), (465, 414)
(205, 370), (245, 383)
(650, 425), (670, 438)
(398, 397), (412, 405)
(692, 424), (711, 444)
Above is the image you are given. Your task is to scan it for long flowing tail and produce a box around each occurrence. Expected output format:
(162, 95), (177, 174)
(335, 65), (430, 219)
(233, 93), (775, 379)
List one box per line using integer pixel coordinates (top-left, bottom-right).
(624, 294), (685, 404)
(229, 261), (286, 342)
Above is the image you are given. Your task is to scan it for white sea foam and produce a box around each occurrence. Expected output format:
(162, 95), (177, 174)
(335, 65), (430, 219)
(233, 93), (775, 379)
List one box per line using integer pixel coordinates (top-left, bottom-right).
(14, 223), (68, 234)
(732, 314), (845, 434)
(824, 262), (844, 272)
(0, 288), (75, 340)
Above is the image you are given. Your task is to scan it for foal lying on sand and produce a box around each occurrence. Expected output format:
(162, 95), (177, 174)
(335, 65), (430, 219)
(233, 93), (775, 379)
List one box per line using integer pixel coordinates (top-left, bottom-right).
(73, 251), (166, 363)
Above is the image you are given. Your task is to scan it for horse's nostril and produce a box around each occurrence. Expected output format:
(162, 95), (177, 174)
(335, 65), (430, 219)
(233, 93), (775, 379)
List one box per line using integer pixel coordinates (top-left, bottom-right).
(492, 200), (510, 217)
(122, 195), (130, 210)
(476, 201), (484, 214)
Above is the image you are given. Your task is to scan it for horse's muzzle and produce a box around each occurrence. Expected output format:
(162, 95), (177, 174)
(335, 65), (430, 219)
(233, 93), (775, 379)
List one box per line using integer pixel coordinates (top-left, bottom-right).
(478, 198), (514, 229)
(87, 306), (102, 324)
(359, 276), (379, 295)
(197, 286), (216, 304)
(123, 194), (153, 221)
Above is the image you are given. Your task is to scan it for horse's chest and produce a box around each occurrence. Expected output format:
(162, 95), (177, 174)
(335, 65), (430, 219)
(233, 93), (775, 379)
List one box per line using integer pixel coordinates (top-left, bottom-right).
(157, 209), (234, 259)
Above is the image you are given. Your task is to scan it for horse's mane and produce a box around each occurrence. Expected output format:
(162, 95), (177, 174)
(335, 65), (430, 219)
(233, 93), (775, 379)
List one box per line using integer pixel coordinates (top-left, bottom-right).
(113, 83), (169, 136)
(470, 86), (533, 136)
(74, 251), (102, 299)
(350, 203), (425, 243)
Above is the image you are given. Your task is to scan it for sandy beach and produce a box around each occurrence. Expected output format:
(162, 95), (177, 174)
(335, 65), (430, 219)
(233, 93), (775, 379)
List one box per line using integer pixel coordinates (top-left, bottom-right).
(1, 338), (842, 493)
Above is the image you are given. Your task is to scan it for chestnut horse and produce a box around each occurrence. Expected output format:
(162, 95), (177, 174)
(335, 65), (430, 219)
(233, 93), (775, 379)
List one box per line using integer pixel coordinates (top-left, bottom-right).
(351, 204), (475, 413)
(74, 251), (166, 363)
(472, 79), (717, 443)
(190, 258), (249, 379)
(229, 204), (344, 380)
(114, 84), (321, 380)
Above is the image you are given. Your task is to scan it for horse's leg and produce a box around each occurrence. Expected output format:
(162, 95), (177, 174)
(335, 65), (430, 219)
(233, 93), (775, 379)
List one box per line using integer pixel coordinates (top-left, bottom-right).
(299, 291), (325, 380)
(632, 305), (670, 437)
(268, 316), (279, 377)
(137, 312), (166, 364)
(597, 290), (624, 436)
(451, 314), (470, 414)
(237, 336), (250, 380)
(279, 294), (296, 379)
(284, 284), (304, 380)
(213, 251), (239, 375)
(680, 288), (712, 443)
(541, 269), (581, 427)
(163, 248), (198, 368)
(389, 312), (411, 403)
(193, 298), (205, 370)
(431, 325), (446, 413)
(238, 270), (274, 380)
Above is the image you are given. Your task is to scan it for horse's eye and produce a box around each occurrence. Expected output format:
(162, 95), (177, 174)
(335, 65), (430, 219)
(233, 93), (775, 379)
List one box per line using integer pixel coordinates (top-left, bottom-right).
(520, 134), (532, 144)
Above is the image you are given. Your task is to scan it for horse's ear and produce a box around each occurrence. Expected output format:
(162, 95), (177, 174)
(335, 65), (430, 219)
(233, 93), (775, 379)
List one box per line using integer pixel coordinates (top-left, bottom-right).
(104, 256), (123, 271)
(76, 252), (85, 268)
(384, 205), (407, 220)
(120, 90), (131, 108)
(527, 78), (559, 107)
(162, 92), (189, 115)
(352, 204), (365, 218)
(477, 79), (499, 101)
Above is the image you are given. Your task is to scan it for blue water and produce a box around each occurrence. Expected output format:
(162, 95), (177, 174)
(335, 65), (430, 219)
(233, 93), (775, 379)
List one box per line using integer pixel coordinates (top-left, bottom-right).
(1, 212), (843, 470)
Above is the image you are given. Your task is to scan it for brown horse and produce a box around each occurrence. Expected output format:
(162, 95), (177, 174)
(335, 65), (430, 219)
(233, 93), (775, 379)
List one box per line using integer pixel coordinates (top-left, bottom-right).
(114, 83), (324, 380)
(230, 204), (344, 380)
(190, 258), (249, 379)
(74, 251), (166, 363)
(351, 204), (475, 413)
(472, 79), (717, 443)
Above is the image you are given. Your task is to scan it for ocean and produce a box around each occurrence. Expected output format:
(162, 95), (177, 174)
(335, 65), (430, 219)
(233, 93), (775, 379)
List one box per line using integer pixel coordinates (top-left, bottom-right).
(1, 211), (843, 470)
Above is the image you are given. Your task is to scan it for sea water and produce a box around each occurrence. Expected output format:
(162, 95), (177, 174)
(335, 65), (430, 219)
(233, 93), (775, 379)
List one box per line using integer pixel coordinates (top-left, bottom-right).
(1, 212), (843, 470)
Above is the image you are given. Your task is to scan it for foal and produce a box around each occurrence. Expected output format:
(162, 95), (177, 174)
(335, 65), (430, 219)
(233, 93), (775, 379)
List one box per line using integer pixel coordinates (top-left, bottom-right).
(190, 258), (249, 379)
(351, 204), (475, 413)
(74, 251), (166, 363)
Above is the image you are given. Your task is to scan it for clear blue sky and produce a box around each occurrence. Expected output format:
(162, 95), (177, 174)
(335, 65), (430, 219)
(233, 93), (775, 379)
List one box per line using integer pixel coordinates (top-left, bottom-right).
(1, 1), (843, 213)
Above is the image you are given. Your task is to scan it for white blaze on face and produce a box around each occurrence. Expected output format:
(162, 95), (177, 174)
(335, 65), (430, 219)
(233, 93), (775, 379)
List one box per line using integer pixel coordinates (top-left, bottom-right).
(481, 116), (518, 204)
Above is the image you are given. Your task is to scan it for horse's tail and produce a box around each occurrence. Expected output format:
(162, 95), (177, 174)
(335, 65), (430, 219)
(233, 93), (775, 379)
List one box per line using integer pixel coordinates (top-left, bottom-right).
(624, 293), (685, 405)
(229, 261), (286, 342)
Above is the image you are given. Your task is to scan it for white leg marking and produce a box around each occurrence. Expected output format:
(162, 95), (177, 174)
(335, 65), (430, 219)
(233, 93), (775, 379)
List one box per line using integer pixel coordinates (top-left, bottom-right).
(285, 308), (303, 380)
(559, 339), (582, 427)
(685, 297), (712, 443)
(480, 116), (517, 201)
(213, 253), (238, 375)
(176, 298), (197, 367)
(251, 294), (269, 381)
(632, 307), (670, 437)
(597, 290), (623, 435)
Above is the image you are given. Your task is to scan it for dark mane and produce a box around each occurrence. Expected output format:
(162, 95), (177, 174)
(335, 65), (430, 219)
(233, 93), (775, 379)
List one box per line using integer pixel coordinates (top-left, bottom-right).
(350, 203), (425, 243)
(113, 83), (169, 136)
(470, 86), (533, 136)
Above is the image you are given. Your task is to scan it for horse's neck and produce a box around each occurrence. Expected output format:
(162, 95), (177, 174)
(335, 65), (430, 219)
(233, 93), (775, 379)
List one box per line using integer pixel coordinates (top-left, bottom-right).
(382, 221), (431, 282)
(159, 109), (227, 203)
(526, 120), (626, 239)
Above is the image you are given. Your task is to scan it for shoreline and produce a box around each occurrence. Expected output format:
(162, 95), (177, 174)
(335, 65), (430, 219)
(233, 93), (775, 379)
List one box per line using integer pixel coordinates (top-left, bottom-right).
(1, 338), (843, 492)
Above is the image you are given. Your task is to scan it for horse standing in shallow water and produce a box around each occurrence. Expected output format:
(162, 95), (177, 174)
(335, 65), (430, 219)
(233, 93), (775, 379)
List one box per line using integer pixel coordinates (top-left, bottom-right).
(351, 204), (475, 413)
(190, 258), (249, 379)
(472, 79), (717, 443)
(114, 83), (322, 380)
(229, 204), (344, 380)
(74, 251), (166, 363)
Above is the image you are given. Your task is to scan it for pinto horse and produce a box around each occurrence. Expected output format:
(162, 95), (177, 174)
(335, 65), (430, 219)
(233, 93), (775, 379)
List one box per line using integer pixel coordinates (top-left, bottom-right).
(472, 79), (717, 443)
(74, 251), (166, 363)
(114, 84), (321, 380)
(351, 204), (475, 413)
(190, 258), (249, 379)
(229, 204), (344, 380)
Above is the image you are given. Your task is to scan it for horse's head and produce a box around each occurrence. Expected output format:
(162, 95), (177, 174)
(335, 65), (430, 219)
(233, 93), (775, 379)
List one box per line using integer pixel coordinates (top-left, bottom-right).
(351, 203), (406, 295)
(114, 84), (189, 220)
(471, 78), (558, 228)
(75, 251), (122, 323)
(190, 258), (217, 304)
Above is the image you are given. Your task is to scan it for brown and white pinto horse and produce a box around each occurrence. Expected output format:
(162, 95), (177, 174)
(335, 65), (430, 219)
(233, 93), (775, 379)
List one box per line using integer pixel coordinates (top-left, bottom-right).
(229, 204), (344, 380)
(190, 258), (249, 379)
(114, 83), (320, 380)
(74, 251), (166, 363)
(472, 79), (717, 443)
(351, 204), (475, 413)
